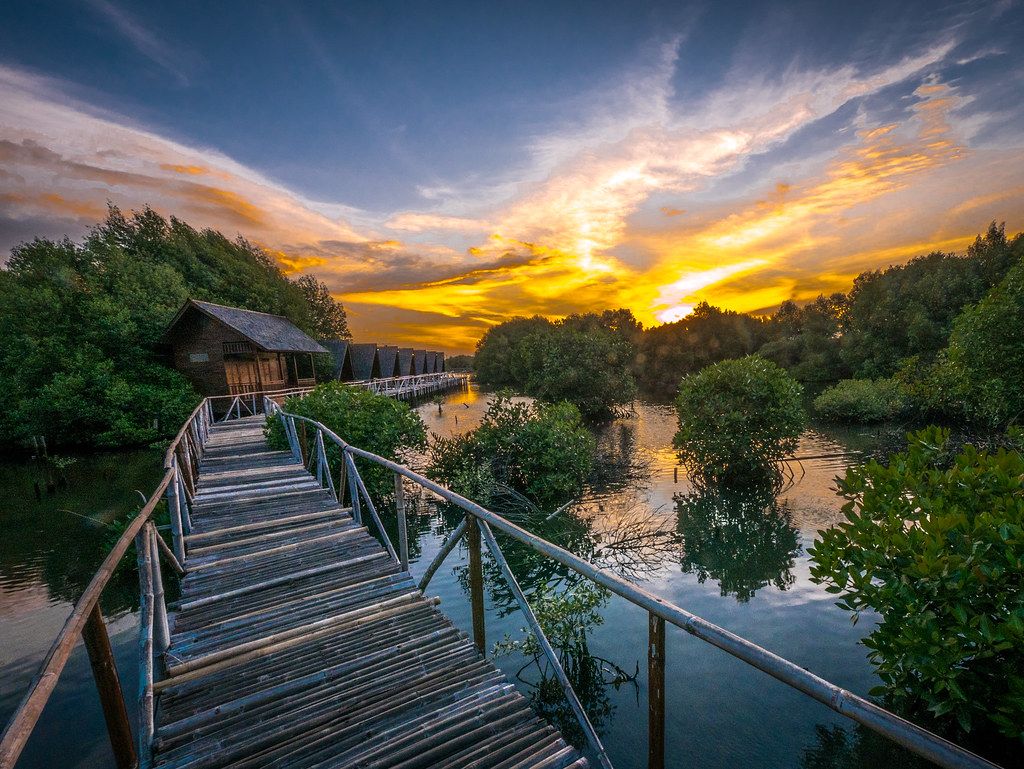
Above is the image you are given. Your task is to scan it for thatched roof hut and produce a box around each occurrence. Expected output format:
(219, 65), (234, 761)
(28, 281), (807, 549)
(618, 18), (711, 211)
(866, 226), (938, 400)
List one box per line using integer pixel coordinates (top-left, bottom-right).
(436, 352), (445, 372)
(412, 350), (427, 375)
(377, 345), (400, 378)
(350, 343), (381, 380)
(322, 340), (354, 381)
(424, 351), (437, 374)
(397, 348), (414, 376)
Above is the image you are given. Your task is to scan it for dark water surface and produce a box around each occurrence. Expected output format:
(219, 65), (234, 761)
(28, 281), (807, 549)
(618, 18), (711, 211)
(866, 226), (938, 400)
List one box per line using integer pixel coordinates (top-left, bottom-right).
(0, 390), (922, 769)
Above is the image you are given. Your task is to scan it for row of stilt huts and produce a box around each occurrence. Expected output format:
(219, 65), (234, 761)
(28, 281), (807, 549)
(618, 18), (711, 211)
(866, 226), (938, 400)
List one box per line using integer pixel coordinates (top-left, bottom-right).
(323, 341), (446, 382)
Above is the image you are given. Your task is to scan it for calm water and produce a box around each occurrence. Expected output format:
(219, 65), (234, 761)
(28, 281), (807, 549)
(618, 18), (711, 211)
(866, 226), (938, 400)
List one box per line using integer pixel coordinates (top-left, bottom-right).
(0, 390), (926, 768)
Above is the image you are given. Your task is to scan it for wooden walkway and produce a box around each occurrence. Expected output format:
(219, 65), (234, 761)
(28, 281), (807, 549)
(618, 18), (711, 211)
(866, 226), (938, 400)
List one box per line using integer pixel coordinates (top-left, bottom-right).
(151, 416), (588, 769)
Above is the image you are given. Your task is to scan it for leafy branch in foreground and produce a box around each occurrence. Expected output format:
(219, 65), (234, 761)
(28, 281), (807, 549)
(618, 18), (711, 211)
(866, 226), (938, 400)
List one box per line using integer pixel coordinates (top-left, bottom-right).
(809, 427), (1024, 739)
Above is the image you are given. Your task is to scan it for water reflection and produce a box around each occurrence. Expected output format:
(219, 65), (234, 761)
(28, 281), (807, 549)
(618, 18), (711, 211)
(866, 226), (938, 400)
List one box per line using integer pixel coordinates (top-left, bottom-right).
(675, 485), (801, 602)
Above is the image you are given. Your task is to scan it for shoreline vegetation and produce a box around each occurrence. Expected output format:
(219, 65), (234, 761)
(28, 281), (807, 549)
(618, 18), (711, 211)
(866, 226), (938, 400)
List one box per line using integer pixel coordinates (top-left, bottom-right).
(3, 205), (1021, 760)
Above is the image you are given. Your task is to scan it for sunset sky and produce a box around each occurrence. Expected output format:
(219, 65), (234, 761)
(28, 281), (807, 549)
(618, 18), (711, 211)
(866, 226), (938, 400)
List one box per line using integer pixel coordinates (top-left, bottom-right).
(1, 1), (1022, 352)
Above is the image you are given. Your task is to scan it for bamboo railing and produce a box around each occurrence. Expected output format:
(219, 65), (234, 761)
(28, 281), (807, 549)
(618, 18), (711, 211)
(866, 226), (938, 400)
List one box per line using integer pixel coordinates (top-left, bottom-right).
(0, 390), (1005, 769)
(0, 399), (209, 769)
(265, 400), (1004, 769)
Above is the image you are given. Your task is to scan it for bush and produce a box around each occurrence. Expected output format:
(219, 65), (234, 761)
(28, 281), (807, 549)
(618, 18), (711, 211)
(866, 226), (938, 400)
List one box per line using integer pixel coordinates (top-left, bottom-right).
(428, 395), (595, 506)
(813, 378), (908, 423)
(674, 356), (804, 485)
(266, 382), (426, 495)
(809, 428), (1024, 738)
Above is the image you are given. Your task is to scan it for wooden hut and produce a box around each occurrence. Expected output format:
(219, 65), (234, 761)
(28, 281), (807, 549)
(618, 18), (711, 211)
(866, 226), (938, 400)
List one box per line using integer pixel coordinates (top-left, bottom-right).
(377, 345), (400, 378)
(323, 340), (354, 381)
(162, 299), (327, 396)
(397, 348), (414, 376)
(349, 343), (381, 380)
(412, 350), (427, 375)
(424, 351), (437, 374)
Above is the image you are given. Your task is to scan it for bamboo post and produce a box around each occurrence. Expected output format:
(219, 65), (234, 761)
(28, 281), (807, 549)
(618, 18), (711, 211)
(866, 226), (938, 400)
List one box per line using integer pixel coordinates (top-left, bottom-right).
(299, 421), (308, 467)
(149, 525), (170, 655)
(337, 453), (347, 506)
(648, 612), (666, 769)
(416, 518), (467, 592)
(165, 458), (186, 563)
(467, 515), (486, 655)
(81, 606), (136, 769)
(345, 452), (362, 524)
(395, 471), (409, 572)
(135, 528), (155, 764)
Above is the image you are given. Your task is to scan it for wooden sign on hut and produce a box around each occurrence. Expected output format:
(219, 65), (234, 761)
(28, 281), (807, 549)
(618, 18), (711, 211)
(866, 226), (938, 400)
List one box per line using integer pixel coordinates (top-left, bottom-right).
(162, 299), (326, 396)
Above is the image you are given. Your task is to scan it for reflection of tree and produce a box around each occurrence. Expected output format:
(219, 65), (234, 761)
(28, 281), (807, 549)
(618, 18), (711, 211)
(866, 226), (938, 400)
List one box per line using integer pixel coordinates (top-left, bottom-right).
(493, 583), (637, 745)
(675, 485), (800, 602)
(801, 724), (929, 769)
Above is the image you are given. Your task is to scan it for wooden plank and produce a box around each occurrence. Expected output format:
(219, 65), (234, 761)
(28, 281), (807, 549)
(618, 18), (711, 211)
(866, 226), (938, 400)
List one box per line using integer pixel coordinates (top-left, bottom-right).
(146, 415), (587, 769)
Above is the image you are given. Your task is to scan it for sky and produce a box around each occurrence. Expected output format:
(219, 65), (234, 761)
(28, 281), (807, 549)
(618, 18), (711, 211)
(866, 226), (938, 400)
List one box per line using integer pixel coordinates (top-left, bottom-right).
(1, 1), (1022, 353)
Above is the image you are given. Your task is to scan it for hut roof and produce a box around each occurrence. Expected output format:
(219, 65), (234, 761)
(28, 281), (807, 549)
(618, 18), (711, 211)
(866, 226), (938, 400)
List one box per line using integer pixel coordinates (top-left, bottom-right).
(322, 340), (353, 380)
(436, 352), (445, 372)
(377, 345), (400, 378)
(349, 343), (380, 380)
(412, 349), (427, 375)
(165, 299), (328, 354)
(424, 351), (437, 374)
(397, 348), (414, 376)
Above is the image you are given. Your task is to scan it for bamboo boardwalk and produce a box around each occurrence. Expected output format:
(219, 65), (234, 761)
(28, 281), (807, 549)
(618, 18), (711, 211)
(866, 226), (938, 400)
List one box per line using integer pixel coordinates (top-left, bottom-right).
(151, 415), (588, 769)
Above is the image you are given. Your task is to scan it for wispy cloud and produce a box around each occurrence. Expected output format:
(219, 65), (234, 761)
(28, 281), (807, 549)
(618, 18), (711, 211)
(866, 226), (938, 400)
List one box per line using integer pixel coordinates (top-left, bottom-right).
(84, 0), (194, 85)
(1, 26), (1022, 352)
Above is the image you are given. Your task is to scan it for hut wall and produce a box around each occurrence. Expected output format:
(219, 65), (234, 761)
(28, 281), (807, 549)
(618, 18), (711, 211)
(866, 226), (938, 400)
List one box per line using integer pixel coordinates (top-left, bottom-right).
(166, 308), (249, 396)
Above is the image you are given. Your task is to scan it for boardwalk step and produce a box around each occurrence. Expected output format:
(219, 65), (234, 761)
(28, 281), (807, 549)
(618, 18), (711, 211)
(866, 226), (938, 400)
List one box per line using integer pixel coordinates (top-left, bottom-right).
(153, 415), (588, 769)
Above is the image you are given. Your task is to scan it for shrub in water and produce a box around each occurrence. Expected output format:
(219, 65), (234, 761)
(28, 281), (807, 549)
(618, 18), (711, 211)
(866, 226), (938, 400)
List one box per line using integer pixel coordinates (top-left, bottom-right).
(809, 427), (1024, 738)
(428, 395), (595, 506)
(813, 378), (908, 423)
(674, 355), (804, 485)
(265, 382), (426, 496)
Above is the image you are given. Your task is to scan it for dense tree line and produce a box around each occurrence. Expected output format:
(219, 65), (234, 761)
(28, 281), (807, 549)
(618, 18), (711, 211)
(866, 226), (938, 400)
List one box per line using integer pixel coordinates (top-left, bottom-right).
(474, 310), (638, 418)
(0, 206), (349, 448)
(473, 222), (1023, 423)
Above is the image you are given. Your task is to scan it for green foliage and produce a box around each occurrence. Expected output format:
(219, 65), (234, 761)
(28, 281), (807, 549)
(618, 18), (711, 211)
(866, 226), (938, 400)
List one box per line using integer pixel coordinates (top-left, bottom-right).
(813, 378), (908, 424)
(474, 311), (638, 418)
(635, 302), (768, 394)
(839, 223), (1021, 378)
(760, 294), (849, 383)
(946, 253), (1024, 427)
(266, 382), (426, 495)
(674, 356), (804, 485)
(444, 354), (474, 372)
(427, 395), (595, 506)
(0, 206), (349, 448)
(809, 428), (1024, 738)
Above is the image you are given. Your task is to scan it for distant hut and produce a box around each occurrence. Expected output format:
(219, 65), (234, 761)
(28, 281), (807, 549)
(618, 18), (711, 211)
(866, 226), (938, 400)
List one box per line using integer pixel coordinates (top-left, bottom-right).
(162, 299), (327, 396)
(424, 351), (437, 374)
(412, 350), (427, 375)
(397, 348), (414, 376)
(350, 343), (381, 380)
(377, 345), (400, 378)
(323, 340), (354, 381)
(436, 352), (445, 372)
